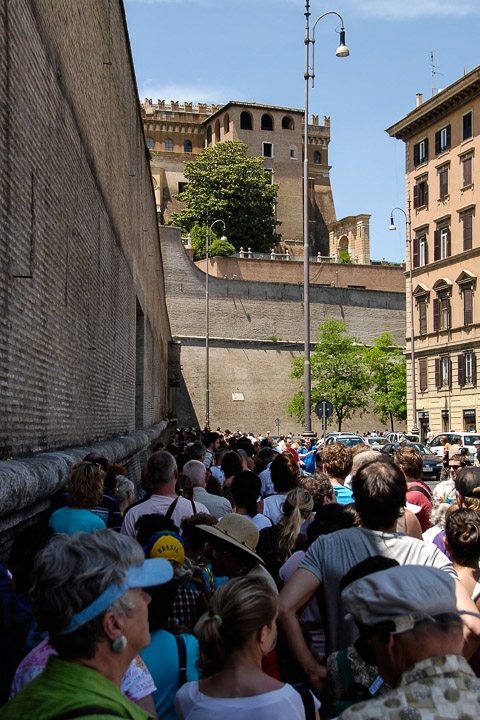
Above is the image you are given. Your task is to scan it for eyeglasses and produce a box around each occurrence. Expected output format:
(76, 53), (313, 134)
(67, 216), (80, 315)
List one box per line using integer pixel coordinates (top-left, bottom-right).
(449, 465), (462, 470)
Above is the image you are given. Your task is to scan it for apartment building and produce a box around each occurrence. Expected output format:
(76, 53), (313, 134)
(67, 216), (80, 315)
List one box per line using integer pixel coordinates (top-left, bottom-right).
(387, 66), (480, 437)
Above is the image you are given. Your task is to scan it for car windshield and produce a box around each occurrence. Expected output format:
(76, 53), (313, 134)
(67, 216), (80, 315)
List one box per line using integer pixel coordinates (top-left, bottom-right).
(338, 437), (363, 447)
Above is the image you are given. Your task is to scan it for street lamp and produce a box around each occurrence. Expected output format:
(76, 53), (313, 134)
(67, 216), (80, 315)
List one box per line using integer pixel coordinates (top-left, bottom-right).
(303, 2), (349, 438)
(389, 198), (419, 435)
(205, 219), (227, 428)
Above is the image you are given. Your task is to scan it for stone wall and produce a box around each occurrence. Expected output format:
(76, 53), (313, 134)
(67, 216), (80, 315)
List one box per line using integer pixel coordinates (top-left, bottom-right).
(162, 227), (406, 433)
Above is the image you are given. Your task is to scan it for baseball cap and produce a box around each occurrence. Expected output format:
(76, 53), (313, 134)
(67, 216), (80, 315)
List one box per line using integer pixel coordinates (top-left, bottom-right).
(342, 565), (458, 634)
(59, 558), (173, 635)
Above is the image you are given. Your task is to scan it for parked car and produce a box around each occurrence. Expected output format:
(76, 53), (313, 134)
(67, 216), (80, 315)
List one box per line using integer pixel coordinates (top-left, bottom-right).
(364, 437), (388, 450)
(386, 432), (420, 444)
(324, 434), (364, 448)
(380, 441), (442, 481)
(427, 433), (480, 461)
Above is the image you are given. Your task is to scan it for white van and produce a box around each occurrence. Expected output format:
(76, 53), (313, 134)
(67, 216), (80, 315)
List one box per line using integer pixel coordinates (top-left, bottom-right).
(428, 432), (480, 459)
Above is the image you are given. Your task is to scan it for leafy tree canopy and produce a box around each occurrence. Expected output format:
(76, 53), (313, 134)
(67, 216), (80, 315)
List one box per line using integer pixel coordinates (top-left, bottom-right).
(288, 319), (370, 431)
(365, 332), (407, 430)
(169, 141), (281, 253)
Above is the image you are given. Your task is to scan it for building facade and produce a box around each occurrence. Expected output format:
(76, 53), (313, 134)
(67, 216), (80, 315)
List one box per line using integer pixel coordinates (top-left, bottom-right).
(387, 66), (480, 437)
(142, 99), (337, 255)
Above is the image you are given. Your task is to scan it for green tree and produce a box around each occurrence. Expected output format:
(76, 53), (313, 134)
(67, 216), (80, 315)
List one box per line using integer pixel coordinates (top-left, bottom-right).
(366, 332), (407, 431)
(169, 141), (281, 252)
(287, 319), (370, 430)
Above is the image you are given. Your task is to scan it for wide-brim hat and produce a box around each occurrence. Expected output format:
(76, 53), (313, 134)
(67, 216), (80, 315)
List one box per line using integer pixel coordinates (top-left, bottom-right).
(197, 514), (264, 565)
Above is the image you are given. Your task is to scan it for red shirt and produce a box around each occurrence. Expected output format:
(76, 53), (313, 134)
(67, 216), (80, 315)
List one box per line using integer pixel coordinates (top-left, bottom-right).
(406, 479), (432, 532)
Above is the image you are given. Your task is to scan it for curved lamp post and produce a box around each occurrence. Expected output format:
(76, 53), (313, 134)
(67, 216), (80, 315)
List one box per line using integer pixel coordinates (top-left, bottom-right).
(205, 219), (227, 428)
(303, 3), (349, 437)
(389, 198), (419, 435)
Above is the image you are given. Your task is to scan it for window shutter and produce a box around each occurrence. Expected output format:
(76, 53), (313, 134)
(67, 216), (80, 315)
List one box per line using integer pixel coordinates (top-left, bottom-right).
(448, 358), (452, 388)
(413, 143), (420, 166)
(434, 229), (440, 260)
(419, 300), (427, 335)
(446, 227), (451, 257)
(433, 298), (440, 330)
(424, 138), (429, 161)
(435, 130), (441, 155)
(413, 184), (419, 209)
(446, 124), (451, 149)
(463, 112), (472, 140)
(419, 359), (428, 391)
(424, 238), (428, 264)
(463, 214), (473, 251)
(458, 354), (466, 387)
(464, 287), (473, 325)
(439, 170), (448, 198)
(473, 353), (477, 387)
(412, 236), (419, 268)
(447, 298), (451, 329)
(424, 182), (428, 206)
(435, 358), (441, 388)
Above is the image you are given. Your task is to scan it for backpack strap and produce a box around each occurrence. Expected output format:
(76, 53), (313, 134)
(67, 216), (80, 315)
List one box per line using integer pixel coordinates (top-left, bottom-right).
(336, 648), (355, 692)
(165, 496), (180, 520)
(175, 634), (187, 686)
(293, 682), (315, 720)
(190, 499), (197, 514)
(48, 707), (121, 720)
(408, 485), (432, 501)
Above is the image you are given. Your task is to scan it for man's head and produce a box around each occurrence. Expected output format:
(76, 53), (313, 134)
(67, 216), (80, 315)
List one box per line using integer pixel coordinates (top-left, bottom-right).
(204, 432), (221, 452)
(303, 437), (312, 450)
(394, 446), (423, 480)
(147, 451), (177, 489)
(352, 459), (407, 530)
(198, 514), (262, 577)
(455, 466), (480, 511)
(321, 443), (352, 481)
(341, 565), (462, 688)
(449, 453), (468, 480)
(188, 442), (206, 462)
(182, 460), (207, 488)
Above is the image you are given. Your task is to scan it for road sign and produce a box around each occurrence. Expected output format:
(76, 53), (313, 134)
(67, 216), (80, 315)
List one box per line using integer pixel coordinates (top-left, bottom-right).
(315, 401), (333, 419)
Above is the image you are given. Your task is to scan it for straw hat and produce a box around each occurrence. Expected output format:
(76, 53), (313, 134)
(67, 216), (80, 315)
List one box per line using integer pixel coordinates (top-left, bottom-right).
(197, 514), (264, 565)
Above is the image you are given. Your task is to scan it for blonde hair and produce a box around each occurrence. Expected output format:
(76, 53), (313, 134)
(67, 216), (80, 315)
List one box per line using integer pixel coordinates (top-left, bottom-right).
(198, 575), (277, 676)
(276, 487), (313, 564)
(66, 462), (105, 509)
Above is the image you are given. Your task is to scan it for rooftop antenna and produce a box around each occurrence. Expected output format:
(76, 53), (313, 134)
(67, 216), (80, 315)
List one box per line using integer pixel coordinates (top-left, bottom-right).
(430, 51), (443, 97)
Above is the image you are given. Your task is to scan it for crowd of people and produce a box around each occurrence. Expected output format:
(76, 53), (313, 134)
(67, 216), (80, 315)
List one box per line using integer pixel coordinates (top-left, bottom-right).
(1, 426), (480, 719)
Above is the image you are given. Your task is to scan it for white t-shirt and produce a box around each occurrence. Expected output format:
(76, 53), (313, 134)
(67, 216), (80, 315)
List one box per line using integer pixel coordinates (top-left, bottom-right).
(262, 494), (286, 524)
(175, 680), (320, 720)
(246, 512), (272, 531)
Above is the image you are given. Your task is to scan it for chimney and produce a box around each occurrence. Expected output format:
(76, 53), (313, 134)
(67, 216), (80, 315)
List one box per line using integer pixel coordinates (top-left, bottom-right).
(416, 93), (422, 107)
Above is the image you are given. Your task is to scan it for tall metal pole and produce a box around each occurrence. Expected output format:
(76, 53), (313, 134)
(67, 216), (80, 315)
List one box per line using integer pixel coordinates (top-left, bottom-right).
(205, 218), (226, 429)
(302, 3), (349, 437)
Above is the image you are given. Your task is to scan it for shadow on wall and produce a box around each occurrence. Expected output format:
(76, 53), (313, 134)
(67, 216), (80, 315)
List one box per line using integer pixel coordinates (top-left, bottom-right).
(174, 372), (200, 429)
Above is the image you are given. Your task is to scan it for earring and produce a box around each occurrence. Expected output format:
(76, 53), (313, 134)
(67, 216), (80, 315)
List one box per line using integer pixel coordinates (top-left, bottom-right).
(112, 634), (128, 653)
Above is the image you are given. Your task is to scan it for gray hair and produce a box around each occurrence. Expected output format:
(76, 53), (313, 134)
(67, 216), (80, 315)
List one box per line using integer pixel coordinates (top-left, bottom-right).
(32, 529), (144, 660)
(147, 450), (177, 486)
(182, 459), (206, 487)
(115, 476), (135, 505)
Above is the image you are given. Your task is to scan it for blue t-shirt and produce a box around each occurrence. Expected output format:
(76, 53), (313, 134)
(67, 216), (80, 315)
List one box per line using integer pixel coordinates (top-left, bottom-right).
(140, 630), (198, 719)
(49, 507), (106, 534)
(333, 484), (354, 505)
(298, 446), (317, 474)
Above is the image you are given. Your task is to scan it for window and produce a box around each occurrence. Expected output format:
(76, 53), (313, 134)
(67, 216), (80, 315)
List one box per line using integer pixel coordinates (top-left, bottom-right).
(262, 142), (273, 158)
(435, 356), (451, 388)
(463, 111), (473, 141)
(224, 113), (230, 134)
(438, 165), (449, 198)
(434, 226), (450, 260)
(462, 155), (473, 187)
(413, 235), (428, 268)
(441, 410), (450, 432)
(240, 111), (252, 130)
(463, 214), (473, 251)
(164, 138), (173, 152)
(464, 409), (476, 431)
(435, 125), (451, 154)
(282, 116), (294, 130)
(264, 168), (273, 184)
(413, 178), (428, 209)
(419, 358), (428, 391)
(433, 295), (451, 331)
(184, 140), (192, 153)
(290, 146), (297, 159)
(463, 285), (474, 325)
(313, 151), (321, 164)
(261, 114), (273, 131)
(146, 137), (154, 150)
(215, 120), (220, 143)
(459, 353), (477, 387)
(178, 182), (187, 194)
(418, 298), (427, 335)
(413, 138), (428, 166)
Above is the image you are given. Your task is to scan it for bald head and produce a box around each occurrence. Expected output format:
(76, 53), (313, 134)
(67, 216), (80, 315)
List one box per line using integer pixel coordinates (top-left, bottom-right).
(182, 460), (207, 487)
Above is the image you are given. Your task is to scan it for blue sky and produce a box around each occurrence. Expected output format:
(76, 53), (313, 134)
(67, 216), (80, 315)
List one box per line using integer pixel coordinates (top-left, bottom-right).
(124, 0), (480, 262)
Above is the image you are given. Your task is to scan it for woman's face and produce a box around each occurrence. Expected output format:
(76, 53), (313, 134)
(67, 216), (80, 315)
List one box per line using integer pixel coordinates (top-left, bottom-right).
(121, 587), (152, 654)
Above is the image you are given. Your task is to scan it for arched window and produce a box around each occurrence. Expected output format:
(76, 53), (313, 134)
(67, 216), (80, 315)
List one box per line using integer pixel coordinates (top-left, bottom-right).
(224, 113), (230, 134)
(282, 116), (294, 130)
(164, 138), (173, 152)
(261, 114), (273, 131)
(215, 120), (220, 143)
(184, 139), (192, 153)
(240, 111), (253, 130)
(146, 137), (154, 150)
(206, 126), (212, 145)
(313, 150), (321, 164)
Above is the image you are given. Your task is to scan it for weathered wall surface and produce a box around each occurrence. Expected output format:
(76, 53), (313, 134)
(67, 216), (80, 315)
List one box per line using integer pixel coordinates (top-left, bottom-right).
(162, 228), (406, 433)
(0, 0), (173, 554)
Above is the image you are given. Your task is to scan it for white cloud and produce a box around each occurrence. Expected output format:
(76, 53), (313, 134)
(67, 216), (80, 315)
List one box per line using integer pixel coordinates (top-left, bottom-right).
(345, 0), (480, 20)
(138, 81), (231, 105)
